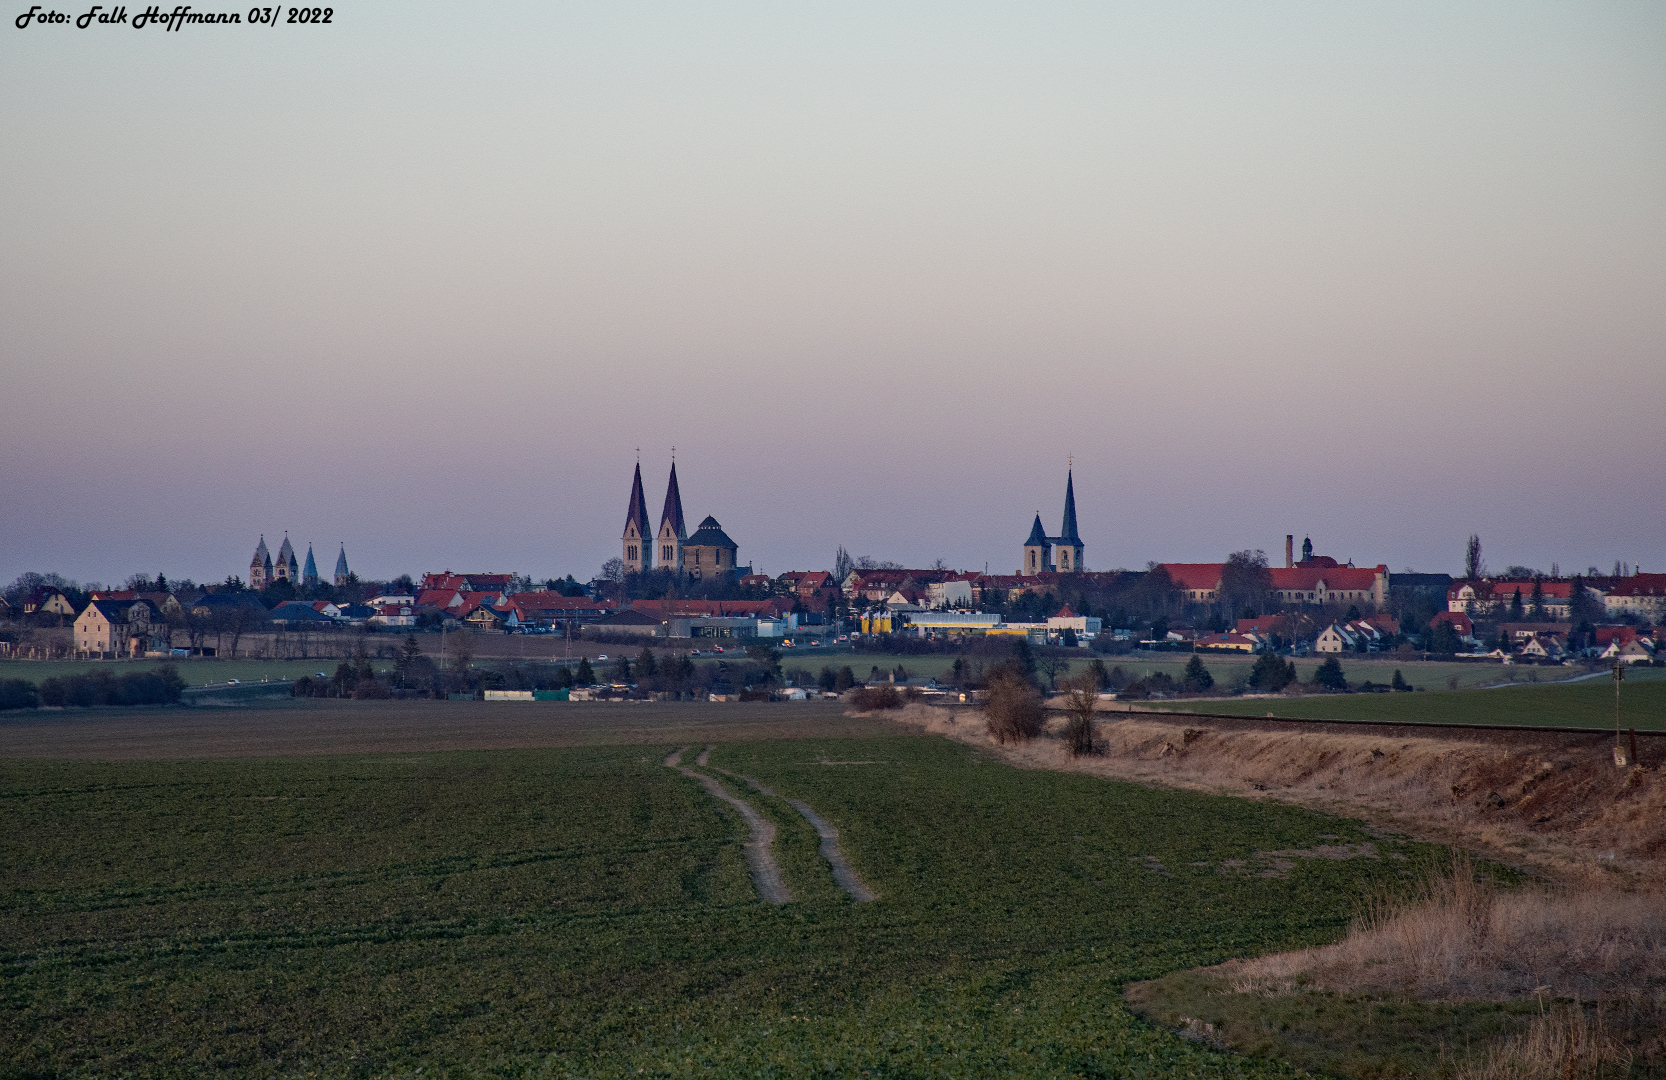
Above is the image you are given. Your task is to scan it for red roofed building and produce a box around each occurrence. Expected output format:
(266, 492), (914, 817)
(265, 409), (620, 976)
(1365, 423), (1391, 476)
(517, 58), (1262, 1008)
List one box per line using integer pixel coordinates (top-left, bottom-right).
(420, 572), (513, 593)
(1160, 562), (1388, 609)
(502, 593), (618, 627)
(1602, 574), (1666, 620)
(1448, 579), (1577, 618)
(777, 571), (835, 597)
(1429, 611), (1475, 639)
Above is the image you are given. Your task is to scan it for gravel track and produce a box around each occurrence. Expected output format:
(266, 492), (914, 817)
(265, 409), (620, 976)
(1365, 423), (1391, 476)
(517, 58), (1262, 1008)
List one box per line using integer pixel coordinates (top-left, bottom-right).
(663, 745), (790, 904)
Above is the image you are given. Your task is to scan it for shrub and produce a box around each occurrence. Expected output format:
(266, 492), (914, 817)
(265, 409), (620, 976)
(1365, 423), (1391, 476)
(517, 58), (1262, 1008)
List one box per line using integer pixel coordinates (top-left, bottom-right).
(35, 665), (185, 708)
(0, 679), (39, 711)
(984, 673), (1045, 745)
(849, 685), (901, 711)
(1117, 672), (1177, 700)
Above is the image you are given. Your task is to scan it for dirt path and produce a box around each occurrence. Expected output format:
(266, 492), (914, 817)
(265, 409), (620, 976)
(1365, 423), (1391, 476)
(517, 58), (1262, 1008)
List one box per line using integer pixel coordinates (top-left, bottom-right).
(664, 746), (790, 904)
(707, 761), (877, 903)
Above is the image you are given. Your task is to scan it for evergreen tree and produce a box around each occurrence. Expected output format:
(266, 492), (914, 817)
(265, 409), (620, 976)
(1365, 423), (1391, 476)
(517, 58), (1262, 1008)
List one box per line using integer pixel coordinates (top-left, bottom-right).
(834, 666), (856, 691)
(575, 657), (595, 684)
(819, 666), (837, 691)
(637, 648), (657, 678)
(1314, 655), (1347, 692)
(1181, 655), (1214, 693)
(1249, 651), (1294, 692)
(1509, 589), (1524, 621)
(1391, 669), (1410, 692)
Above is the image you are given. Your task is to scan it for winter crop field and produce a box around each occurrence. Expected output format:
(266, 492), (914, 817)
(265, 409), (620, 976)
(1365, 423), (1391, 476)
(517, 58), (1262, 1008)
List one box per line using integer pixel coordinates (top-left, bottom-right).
(1146, 671), (1666, 731)
(1, 709), (1447, 1078)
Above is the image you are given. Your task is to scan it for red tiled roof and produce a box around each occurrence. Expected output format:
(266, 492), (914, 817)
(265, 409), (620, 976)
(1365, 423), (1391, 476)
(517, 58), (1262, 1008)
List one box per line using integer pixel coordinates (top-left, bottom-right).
(1269, 565), (1384, 591)
(1606, 574), (1666, 598)
(1430, 611), (1473, 633)
(1160, 564), (1224, 591)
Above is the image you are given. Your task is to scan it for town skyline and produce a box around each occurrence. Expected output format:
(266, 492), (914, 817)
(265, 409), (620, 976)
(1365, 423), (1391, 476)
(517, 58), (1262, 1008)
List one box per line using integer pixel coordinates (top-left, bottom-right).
(1, 455), (1658, 590)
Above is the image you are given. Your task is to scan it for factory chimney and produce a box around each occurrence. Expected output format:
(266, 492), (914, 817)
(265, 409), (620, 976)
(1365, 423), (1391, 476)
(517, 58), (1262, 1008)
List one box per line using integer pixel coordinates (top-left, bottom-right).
(1285, 535), (1294, 569)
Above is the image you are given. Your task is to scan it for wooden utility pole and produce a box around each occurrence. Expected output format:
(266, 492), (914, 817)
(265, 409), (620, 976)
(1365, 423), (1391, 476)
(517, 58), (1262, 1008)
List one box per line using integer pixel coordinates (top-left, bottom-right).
(1613, 662), (1627, 766)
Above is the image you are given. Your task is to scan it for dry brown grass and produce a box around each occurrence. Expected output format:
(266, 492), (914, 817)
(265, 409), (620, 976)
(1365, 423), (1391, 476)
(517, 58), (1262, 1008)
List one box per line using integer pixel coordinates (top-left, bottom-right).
(1214, 859), (1666, 1078)
(1223, 858), (1666, 1004)
(1456, 1005), (1638, 1080)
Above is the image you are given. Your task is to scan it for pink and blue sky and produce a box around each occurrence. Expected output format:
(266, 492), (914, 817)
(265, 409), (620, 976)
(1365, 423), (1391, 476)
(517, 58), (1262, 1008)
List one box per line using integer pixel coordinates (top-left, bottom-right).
(2, 1), (1663, 586)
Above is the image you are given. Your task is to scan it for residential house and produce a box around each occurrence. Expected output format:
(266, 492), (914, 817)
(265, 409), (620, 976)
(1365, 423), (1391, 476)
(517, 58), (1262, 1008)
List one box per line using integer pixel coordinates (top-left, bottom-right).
(1600, 638), (1656, 665)
(369, 603), (417, 628)
(1315, 621), (1384, 653)
(270, 601), (338, 626)
(463, 605), (506, 632)
(1429, 611), (1476, 642)
(1518, 634), (1568, 662)
(420, 572), (514, 594)
(1046, 606), (1102, 642)
(842, 569), (956, 603)
(1196, 632), (1261, 652)
(24, 588), (78, 619)
(74, 599), (164, 657)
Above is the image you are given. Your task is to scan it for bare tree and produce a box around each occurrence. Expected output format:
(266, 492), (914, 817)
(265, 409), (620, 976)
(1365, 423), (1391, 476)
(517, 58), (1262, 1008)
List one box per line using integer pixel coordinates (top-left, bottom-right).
(1038, 652), (1069, 692)
(834, 546), (853, 583)
(1059, 674), (1099, 756)
(1465, 535), (1484, 580)
(1219, 550), (1273, 619)
(984, 672), (1045, 745)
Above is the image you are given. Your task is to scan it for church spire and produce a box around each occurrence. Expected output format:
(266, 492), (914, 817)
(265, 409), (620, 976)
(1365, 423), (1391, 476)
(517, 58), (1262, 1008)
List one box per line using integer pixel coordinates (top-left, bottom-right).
(622, 462), (652, 572)
(660, 460), (686, 540)
(1058, 468), (1080, 544)
(624, 462), (650, 537)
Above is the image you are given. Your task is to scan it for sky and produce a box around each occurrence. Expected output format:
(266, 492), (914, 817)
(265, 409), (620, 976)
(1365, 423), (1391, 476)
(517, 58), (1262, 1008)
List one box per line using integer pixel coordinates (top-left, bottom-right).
(2, 1), (1663, 587)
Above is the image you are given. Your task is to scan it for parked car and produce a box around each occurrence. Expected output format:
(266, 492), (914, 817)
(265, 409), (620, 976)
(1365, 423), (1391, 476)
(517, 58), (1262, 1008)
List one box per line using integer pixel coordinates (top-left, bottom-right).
(596, 654), (609, 661)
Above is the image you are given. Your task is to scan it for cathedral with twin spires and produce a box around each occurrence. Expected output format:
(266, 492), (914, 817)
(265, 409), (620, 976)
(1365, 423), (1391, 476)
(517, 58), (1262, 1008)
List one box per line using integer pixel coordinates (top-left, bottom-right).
(622, 460), (740, 581)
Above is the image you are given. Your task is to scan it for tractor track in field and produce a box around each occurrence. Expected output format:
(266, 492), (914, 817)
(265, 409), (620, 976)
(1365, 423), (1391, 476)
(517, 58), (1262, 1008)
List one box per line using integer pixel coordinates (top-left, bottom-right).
(707, 762), (877, 903)
(664, 746), (789, 904)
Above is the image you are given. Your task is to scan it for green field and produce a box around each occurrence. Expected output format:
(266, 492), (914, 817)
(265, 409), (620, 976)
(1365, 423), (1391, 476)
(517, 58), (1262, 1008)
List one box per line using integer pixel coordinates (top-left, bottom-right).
(1146, 674), (1666, 731)
(0, 657), (391, 688)
(0, 716), (1450, 1077)
(838, 650), (1578, 692)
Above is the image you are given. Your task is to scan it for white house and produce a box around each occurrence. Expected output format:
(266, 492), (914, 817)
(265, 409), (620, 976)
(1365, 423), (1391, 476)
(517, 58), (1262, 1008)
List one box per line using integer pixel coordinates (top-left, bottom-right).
(1314, 623), (1358, 654)
(928, 579), (975, 609)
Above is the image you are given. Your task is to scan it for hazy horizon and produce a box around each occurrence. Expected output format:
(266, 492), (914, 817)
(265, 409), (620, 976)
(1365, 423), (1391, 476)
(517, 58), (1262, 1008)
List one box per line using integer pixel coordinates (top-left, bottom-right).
(4, 2), (1663, 587)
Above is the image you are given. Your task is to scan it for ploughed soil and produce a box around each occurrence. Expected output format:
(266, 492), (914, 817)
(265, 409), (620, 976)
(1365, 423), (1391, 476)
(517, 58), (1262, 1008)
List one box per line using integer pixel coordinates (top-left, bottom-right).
(890, 704), (1666, 884)
(0, 699), (898, 759)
